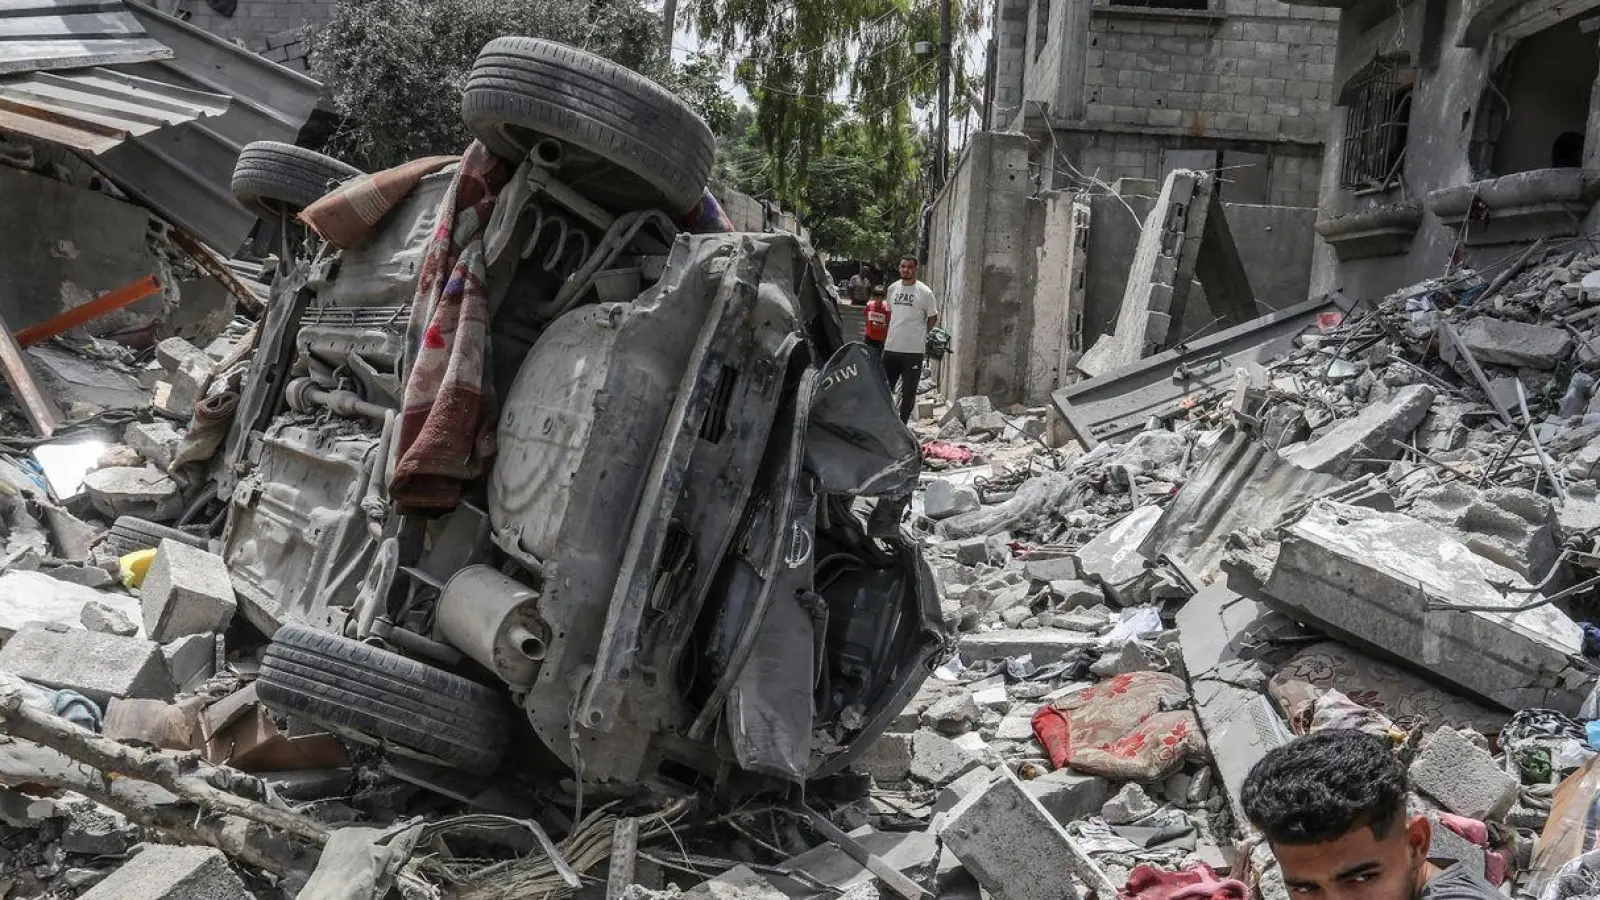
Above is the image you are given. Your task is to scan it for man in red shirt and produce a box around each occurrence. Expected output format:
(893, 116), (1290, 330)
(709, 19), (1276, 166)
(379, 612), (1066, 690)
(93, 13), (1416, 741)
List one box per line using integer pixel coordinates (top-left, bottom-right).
(864, 285), (889, 353)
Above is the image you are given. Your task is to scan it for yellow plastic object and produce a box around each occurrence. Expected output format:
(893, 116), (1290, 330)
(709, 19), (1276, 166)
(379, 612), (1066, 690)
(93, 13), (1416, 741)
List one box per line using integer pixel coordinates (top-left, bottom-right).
(119, 548), (157, 589)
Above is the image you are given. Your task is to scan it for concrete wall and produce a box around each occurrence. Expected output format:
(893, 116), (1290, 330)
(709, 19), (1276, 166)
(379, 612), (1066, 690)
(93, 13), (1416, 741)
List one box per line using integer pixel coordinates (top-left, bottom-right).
(1047, 129), (1326, 206)
(1308, 0), (1600, 301)
(177, 0), (332, 73)
(925, 133), (1036, 403)
(1081, 192), (1317, 346)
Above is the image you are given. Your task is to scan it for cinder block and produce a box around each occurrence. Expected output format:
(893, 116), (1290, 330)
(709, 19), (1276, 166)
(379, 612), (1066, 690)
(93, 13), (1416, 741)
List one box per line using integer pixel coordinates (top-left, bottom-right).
(940, 768), (1083, 900)
(141, 540), (237, 643)
(77, 845), (254, 899)
(854, 732), (913, 783)
(1024, 769), (1113, 825)
(1410, 728), (1519, 821)
(0, 625), (172, 706)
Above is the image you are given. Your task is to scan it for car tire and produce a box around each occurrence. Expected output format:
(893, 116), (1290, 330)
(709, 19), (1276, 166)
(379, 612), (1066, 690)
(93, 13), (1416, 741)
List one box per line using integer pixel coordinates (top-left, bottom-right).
(258, 623), (509, 771)
(111, 516), (207, 551)
(460, 37), (715, 215)
(231, 142), (363, 222)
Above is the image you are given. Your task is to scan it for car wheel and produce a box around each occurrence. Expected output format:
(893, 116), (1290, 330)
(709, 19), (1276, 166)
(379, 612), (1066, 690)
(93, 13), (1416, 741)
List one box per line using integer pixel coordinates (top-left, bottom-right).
(101, 516), (208, 558)
(460, 37), (716, 215)
(258, 623), (510, 771)
(231, 141), (363, 222)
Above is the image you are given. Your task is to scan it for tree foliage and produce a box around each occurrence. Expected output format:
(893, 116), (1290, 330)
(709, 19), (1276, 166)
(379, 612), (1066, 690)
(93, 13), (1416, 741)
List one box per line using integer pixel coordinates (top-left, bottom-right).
(716, 106), (926, 265)
(688, 0), (977, 199)
(310, 0), (731, 171)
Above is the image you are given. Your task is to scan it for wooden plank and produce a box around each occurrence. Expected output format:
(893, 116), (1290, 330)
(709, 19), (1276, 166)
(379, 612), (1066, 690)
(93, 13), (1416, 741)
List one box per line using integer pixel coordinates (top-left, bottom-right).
(0, 313), (61, 436)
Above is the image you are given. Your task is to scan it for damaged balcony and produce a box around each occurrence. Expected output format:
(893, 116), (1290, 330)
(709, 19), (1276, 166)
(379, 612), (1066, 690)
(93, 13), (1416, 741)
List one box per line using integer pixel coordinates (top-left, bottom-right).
(1428, 168), (1600, 245)
(1314, 202), (1424, 260)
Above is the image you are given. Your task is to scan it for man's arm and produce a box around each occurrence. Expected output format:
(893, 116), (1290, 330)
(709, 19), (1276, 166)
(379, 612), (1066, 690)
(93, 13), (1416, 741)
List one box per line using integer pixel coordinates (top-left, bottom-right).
(924, 286), (939, 328)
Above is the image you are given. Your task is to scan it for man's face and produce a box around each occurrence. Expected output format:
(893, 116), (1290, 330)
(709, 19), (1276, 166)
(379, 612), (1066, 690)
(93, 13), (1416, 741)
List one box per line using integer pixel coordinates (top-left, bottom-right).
(899, 259), (917, 280)
(1272, 817), (1430, 900)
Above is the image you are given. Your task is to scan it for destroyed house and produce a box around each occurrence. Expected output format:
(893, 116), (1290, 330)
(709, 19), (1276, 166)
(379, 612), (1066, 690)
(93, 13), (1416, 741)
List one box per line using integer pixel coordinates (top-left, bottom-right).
(1309, 0), (1600, 299)
(987, 0), (1340, 206)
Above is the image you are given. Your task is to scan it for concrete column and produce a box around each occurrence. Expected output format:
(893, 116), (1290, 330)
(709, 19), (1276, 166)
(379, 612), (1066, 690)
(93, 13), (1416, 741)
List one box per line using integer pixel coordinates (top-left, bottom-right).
(1585, 34), (1600, 170)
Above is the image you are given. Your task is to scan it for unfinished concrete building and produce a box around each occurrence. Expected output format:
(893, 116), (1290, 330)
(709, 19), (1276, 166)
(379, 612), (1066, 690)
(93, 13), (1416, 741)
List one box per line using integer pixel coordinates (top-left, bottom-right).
(988, 0), (1340, 205)
(1309, 0), (1600, 299)
(165, 0), (331, 72)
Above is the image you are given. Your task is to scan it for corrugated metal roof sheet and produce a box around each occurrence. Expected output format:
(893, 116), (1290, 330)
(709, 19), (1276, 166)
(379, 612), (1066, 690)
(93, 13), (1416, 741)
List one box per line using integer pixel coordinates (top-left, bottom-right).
(97, 2), (323, 252)
(0, 0), (171, 75)
(0, 65), (229, 153)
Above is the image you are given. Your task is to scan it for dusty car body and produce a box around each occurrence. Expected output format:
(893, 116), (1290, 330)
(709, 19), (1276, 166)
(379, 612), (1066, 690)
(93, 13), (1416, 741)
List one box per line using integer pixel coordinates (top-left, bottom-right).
(217, 139), (948, 790)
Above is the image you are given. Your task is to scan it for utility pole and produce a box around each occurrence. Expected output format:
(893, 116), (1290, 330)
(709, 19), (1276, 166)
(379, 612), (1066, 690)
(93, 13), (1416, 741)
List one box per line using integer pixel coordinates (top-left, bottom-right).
(936, 0), (952, 190)
(662, 0), (678, 56)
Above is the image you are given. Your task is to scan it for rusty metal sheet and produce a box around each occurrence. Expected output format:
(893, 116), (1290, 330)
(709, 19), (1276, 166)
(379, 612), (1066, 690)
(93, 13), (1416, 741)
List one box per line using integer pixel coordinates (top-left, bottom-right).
(0, 66), (228, 153)
(0, 1), (172, 75)
(1052, 297), (1331, 449)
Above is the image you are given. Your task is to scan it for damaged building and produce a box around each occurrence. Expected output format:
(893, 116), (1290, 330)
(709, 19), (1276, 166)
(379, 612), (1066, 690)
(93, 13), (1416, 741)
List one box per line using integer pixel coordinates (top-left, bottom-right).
(1309, 0), (1600, 298)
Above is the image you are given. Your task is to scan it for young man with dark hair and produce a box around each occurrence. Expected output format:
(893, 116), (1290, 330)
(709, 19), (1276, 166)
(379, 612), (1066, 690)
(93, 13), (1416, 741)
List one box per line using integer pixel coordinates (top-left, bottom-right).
(882, 256), (938, 423)
(1242, 729), (1498, 900)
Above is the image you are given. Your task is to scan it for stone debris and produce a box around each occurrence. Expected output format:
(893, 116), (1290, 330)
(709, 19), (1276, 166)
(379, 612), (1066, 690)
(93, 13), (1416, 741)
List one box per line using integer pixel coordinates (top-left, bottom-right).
(0, 625), (172, 705)
(81, 467), (182, 523)
(77, 846), (253, 900)
(1410, 727), (1520, 821)
(139, 540), (236, 644)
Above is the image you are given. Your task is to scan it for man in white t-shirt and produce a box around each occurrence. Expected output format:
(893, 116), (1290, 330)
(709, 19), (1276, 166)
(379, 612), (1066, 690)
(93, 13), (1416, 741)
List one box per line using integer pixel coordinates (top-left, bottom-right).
(881, 256), (938, 422)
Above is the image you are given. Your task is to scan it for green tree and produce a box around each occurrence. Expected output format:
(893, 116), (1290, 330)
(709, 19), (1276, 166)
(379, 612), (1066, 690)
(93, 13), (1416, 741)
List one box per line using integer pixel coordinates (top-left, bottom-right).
(688, 0), (976, 199)
(716, 105), (926, 264)
(310, 0), (734, 171)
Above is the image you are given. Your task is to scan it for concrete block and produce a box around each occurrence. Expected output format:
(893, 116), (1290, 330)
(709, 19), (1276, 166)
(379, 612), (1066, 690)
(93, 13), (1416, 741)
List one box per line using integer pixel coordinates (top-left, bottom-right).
(1074, 504), (1163, 605)
(0, 570), (142, 640)
(959, 629), (1099, 664)
(1458, 318), (1574, 369)
(1102, 782), (1160, 824)
(1024, 769), (1112, 825)
(1283, 385), (1436, 474)
(82, 601), (138, 637)
(1410, 727), (1518, 820)
(923, 692), (980, 736)
(60, 798), (134, 855)
(911, 730), (983, 786)
(50, 564), (116, 589)
(140, 540), (236, 643)
(1022, 555), (1078, 582)
(123, 421), (184, 472)
(162, 634), (216, 694)
(0, 624), (171, 706)
(1409, 483), (1560, 580)
(1426, 813), (1487, 877)
(950, 537), (990, 566)
(769, 828), (940, 896)
(1049, 580), (1105, 609)
(154, 337), (207, 374)
(939, 768), (1083, 900)
(925, 480), (981, 520)
(943, 396), (995, 426)
(936, 766), (998, 814)
(1266, 501), (1589, 713)
(82, 467), (182, 522)
(77, 845), (253, 899)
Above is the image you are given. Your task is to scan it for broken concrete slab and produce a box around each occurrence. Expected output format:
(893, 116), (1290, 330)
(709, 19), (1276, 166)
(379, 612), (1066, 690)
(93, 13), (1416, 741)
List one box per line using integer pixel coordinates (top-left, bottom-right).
(958, 629), (1099, 665)
(925, 480), (981, 520)
(1457, 318), (1575, 369)
(1102, 782), (1160, 825)
(82, 467), (182, 523)
(1074, 504), (1162, 605)
(1022, 556), (1078, 583)
(50, 563), (116, 590)
(0, 570), (142, 640)
(943, 396), (995, 427)
(1265, 501), (1590, 713)
(768, 827), (940, 897)
(77, 845), (254, 900)
(1408, 483), (1560, 581)
(123, 421), (184, 472)
(923, 692), (980, 736)
(1409, 727), (1519, 820)
(911, 731), (983, 786)
(1426, 813), (1487, 877)
(1282, 384), (1436, 474)
(683, 865), (788, 900)
(935, 766), (998, 816)
(949, 537), (990, 567)
(0, 625), (172, 706)
(1024, 769), (1111, 826)
(1191, 678), (1293, 826)
(140, 540), (236, 643)
(939, 768), (1087, 900)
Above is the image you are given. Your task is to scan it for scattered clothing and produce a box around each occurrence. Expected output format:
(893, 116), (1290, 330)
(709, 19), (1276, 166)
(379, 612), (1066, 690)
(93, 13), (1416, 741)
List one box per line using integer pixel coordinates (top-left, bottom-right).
(921, 440), (974, 464)
(1032, 671), (1206, 781)
(1119, 863), (1248, 900)
(390, 142), (514, 513)
(300, 155), (459, 249)
(682, 190), (735, 234)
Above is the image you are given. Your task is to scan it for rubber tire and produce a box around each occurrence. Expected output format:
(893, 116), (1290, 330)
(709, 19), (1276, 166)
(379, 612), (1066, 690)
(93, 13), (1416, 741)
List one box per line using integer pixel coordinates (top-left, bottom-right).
(461, 37), (716, 215)
(258, 623), (509, 771)
(111, 516), (206, 552)
(231, 142), (363, 222)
